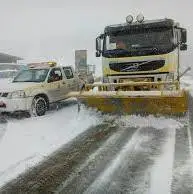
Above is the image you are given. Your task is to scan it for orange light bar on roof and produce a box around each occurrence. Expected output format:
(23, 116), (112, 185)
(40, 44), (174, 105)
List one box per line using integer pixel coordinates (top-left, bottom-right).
(28, 61), (57, 68)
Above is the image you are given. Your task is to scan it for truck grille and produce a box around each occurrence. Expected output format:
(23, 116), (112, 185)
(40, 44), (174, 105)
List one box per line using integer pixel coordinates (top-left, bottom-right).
(109, 60), (165, 72)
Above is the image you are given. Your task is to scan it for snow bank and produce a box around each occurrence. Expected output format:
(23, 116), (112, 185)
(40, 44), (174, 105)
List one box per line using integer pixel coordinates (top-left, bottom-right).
(181, 75), (193, 96)
(0, 104), (102, 187)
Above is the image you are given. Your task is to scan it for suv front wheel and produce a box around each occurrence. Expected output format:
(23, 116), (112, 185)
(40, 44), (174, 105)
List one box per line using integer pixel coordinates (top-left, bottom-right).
(31, 96), (47, 116)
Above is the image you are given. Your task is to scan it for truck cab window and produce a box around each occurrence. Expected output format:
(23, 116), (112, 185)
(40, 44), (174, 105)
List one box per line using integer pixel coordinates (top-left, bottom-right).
(48, 68), (62, 83)
(63, 67), (74, 79)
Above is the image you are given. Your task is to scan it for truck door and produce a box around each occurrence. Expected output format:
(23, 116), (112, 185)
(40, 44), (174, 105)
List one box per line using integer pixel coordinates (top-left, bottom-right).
(47, 68), (64, 102)
(63, 67), (78, 91)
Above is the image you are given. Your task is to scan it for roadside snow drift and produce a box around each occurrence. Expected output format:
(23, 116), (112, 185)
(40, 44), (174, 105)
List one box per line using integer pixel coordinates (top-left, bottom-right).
(0, 103), (102, 187)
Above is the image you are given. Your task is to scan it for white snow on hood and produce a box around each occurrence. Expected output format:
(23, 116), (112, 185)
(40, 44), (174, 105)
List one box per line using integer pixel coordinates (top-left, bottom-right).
(0, 79), (12, 86)
(0, 81), (42, 92)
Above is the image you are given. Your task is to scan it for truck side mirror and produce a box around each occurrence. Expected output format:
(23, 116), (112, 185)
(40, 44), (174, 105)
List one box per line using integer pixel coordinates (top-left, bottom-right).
(181, 28), (187, 43)
(96, 51), (101, 57)
(96, 34), (104, 57)
(180, 43), (187, 51)
(96, 37), (102, 51)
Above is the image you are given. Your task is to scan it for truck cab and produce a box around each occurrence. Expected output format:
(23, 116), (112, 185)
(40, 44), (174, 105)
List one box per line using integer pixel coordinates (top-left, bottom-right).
(0, 62), (79, 116)
(96, 15), (187, 89)
(75, 15), (188, 115)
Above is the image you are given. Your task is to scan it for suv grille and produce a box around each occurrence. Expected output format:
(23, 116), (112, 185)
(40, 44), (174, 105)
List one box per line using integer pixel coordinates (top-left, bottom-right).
(0, 92), (9, 97)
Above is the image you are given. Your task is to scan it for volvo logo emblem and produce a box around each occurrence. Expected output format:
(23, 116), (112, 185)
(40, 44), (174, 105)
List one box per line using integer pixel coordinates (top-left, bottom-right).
(121, 60), (155, 72)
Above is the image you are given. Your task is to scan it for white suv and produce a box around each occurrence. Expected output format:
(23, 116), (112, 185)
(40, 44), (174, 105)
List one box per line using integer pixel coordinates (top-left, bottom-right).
(0, 62), (79, 116)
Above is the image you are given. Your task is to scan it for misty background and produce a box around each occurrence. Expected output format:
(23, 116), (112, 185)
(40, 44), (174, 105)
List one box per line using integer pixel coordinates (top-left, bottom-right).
(0, 0), (192, 75)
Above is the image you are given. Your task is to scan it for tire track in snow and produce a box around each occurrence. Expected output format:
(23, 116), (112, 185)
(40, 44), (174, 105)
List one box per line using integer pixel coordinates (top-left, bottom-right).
(171, 94), (193, 194)
(56, 126), (137, 194)
(0, 121), (119, 193)
(148, 127), (176, 194)
(0, 115), (7, 143)
(171, 126), (193, 194)
(84, 126), (169, 194)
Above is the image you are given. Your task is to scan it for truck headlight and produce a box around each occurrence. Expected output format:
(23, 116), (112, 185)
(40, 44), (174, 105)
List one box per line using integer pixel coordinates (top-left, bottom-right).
(167, 73), (174, 81)
(9, 90), (26, 98)
(103, 76), (109, 83)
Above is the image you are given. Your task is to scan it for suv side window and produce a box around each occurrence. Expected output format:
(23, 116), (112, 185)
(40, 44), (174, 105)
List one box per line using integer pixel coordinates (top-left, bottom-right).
(48, 68), (63, 83)
(63, 67), (74, 79)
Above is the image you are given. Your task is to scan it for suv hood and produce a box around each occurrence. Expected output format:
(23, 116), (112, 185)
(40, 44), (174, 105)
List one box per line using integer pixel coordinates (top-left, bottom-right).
(0, 81), (42, 92)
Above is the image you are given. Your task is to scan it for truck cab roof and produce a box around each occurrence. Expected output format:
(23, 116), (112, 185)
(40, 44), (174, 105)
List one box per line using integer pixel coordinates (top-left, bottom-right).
(104, 18), (176, 35)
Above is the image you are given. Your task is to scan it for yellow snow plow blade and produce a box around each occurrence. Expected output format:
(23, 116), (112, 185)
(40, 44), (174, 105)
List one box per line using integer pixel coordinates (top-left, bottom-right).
(68, 81), (188, 115)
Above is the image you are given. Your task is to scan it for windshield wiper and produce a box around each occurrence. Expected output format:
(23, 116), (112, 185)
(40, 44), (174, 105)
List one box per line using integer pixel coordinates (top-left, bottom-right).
(131, 44), (154, 48)
(13, 80), (40, 83)
(131, 44), (159, 50)
(105, 48), (130, 54)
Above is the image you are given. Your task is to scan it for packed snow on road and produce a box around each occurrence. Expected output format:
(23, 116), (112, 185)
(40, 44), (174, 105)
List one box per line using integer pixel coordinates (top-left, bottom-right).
(0, 100), (103, 187)
(0, 76), (193, 193)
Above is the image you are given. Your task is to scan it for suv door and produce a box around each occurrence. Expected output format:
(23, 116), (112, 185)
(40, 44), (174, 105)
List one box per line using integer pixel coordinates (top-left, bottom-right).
(63, 67), (78, 91)
(47, 68), (64, 102)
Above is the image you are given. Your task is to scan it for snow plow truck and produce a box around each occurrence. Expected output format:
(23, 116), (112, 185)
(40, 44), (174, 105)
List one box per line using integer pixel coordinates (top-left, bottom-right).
(70, 15), (189, 115)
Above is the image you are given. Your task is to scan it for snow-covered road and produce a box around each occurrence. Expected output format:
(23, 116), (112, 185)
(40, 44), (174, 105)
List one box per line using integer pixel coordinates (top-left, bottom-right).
(1, 113), (192, 193)
(0, 76), (193, 193)
(0, 99), (103, 187)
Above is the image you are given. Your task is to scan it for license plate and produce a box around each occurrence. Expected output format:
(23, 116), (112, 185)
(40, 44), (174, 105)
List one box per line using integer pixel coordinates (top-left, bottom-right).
(0, 101), (5, 107)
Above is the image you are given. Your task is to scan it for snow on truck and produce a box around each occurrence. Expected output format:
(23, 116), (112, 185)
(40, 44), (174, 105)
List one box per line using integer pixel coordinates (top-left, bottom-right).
(71, 15), (190, 115)
(0, 62), (79, 116)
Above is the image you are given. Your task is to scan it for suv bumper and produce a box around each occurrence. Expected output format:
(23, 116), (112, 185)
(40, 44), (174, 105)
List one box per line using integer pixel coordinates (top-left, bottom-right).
(0, 97), (33, 112)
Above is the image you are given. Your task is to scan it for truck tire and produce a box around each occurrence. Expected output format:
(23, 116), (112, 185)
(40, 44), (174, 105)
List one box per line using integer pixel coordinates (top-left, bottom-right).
(31, 96), (47, 116)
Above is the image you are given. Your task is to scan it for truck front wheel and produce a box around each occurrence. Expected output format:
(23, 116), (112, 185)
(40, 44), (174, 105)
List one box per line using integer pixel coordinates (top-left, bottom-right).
(31, 96), (47, 116)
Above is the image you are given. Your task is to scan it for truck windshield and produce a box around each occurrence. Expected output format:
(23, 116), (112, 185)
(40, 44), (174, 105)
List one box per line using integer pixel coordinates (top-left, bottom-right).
(103, 28), (174, 57)
(13, 69), (49, 82)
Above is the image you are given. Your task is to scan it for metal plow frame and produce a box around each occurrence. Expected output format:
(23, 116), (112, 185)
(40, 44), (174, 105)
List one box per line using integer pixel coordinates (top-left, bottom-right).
(68, 81), (189, 115)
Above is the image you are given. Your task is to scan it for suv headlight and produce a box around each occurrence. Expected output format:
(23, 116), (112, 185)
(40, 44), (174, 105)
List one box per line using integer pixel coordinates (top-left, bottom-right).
(9, 90), (26, 98)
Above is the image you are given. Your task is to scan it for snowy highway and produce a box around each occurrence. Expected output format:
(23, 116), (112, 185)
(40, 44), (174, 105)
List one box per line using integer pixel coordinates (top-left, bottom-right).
(0, 79), (193, 193)
(0, 0), (193, 193)
(0, 99), (103, 188)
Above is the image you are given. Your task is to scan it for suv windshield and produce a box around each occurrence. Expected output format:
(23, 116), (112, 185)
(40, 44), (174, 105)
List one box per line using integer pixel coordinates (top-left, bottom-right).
(103, 28), (174, 57)
(13, 69), (49, 83)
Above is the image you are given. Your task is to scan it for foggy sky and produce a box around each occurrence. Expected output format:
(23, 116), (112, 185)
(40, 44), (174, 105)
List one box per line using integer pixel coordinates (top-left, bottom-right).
(0, 0), (192, 75)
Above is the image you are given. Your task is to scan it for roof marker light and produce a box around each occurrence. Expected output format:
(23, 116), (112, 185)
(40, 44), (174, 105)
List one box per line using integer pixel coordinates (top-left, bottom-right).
(136, 14), (144, 23)
(126, 15), (133, 24)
